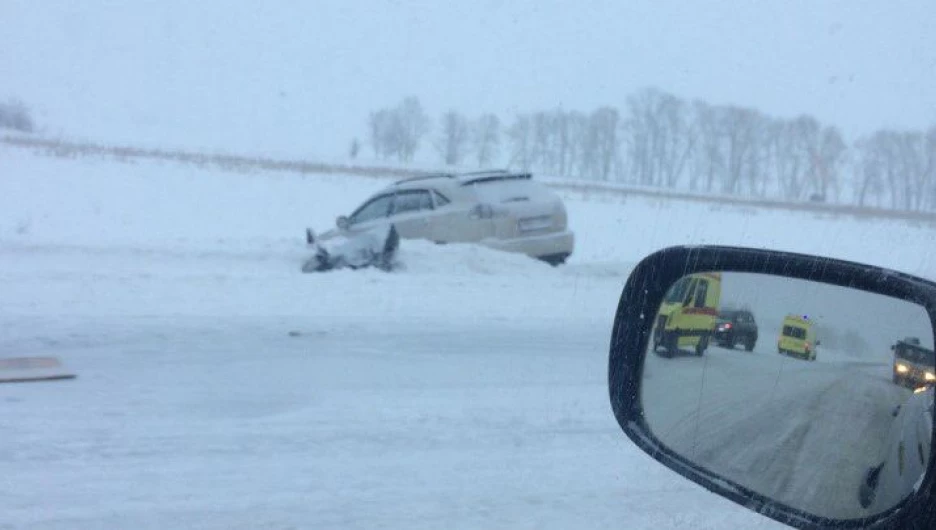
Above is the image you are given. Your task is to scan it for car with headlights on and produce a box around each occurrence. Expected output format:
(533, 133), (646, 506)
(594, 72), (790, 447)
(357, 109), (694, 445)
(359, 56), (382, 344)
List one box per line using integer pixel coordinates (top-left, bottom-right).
(891, 337), (936, 388)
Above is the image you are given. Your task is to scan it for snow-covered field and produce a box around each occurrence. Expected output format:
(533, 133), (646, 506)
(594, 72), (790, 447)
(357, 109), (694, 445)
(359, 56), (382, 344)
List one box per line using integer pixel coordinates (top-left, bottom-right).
(2, 145), (935, 529)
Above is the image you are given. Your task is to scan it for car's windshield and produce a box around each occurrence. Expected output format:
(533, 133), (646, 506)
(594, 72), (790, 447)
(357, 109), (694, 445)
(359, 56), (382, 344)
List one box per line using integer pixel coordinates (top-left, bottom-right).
(2, 1), (935, 528)
(897, 345), (936, 365)
(350, 194), (393, 223)
(664, 277), (693, 305)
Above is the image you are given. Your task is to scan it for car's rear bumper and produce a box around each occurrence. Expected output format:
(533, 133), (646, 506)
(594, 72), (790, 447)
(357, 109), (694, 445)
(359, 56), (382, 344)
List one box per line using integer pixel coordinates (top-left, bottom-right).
(481, 230), (574, 260)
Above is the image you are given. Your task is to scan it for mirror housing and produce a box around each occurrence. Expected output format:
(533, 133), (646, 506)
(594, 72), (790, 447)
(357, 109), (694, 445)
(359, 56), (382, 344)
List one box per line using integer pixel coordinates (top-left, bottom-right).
(609, 246), (936, 529)
(336, 215), (350, 230)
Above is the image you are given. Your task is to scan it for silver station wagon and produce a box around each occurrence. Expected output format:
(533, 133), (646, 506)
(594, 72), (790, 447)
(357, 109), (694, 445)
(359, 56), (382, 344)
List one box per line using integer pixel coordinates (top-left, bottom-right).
(317, 171), (574, 265)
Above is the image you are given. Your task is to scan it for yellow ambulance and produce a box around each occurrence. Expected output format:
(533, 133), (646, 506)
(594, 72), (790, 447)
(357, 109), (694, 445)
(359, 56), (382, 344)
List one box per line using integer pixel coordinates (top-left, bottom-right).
(778, 314), (818, 361)
(653, 272), (722, 356)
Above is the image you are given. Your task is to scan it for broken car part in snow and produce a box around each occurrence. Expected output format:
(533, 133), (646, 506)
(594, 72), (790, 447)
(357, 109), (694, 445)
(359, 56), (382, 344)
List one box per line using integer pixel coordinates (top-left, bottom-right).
(0, 356), (76, 384)
(302, 224), (400, 273)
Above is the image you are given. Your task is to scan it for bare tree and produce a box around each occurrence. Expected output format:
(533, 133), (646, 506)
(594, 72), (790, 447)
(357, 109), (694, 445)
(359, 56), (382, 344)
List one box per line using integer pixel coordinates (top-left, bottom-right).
(854, 134), (885, 207)
(368, 109), (395, 159)
(657, 93), (695, 188)
(690, 101), (724, 193)
(367, 97), (430, 162)
(590, 107), (620, 181)
(622, 89), (696, 188)
(472, 114), (501, 168)
(436, 111), (471, 166)
(508, 114), (534, 170)
(0, 99), (34, 133)
(810, 126), (846, 202)
(396, 96), (430, 162)
(717, 106), (764, 195)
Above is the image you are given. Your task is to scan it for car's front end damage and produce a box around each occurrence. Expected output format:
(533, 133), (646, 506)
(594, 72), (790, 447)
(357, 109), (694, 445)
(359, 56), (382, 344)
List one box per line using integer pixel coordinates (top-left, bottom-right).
(302, 224), (400, 273)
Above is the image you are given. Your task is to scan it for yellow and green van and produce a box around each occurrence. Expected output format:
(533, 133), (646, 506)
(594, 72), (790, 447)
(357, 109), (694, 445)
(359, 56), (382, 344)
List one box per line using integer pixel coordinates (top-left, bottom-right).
(778, 314), (818, 361)
(653, 272), (722, 356)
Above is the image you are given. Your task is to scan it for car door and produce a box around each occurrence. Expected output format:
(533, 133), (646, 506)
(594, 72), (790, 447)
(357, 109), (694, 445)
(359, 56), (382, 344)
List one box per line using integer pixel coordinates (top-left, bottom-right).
(737, 312), (753, 337)
(388, 189), (434, 240)
(422, 189), (485, 243)
(346, 194), (394, 235)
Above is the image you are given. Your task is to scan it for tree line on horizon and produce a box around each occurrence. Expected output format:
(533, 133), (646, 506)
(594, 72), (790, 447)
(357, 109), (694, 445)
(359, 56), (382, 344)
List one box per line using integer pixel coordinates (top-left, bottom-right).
(361, 90), (936, 212)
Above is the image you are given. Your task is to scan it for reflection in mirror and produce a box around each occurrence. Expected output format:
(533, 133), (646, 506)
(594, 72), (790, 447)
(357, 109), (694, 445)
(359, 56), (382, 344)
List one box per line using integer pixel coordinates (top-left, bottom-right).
(642, 272), (935, 520)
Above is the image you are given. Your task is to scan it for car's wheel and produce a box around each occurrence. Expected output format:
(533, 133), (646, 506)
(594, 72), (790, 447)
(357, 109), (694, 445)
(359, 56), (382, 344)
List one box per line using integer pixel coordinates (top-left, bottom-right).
(745, 337), (756, 352)
(537, 253), (569, 267)
(728, 334), (737, 349)
(664, 332), (679, 357)
(695, 336), (709, 356)
(892, 373), (901, 386)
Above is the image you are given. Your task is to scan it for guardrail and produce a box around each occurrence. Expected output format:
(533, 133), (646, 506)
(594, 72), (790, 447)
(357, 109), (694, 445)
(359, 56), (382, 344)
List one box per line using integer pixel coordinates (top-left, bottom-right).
(5, 135), (936, 225)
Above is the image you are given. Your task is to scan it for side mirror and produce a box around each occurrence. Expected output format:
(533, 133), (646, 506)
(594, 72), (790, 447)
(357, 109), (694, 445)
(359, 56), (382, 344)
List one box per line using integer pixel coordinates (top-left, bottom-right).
(609, 246), (936, 529)
(816, 339), (822, 346)
(336, 215), (350, 230)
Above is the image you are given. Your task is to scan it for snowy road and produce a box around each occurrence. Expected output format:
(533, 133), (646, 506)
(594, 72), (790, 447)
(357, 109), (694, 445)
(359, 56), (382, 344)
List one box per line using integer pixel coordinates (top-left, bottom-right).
(0, 242), (782, 529)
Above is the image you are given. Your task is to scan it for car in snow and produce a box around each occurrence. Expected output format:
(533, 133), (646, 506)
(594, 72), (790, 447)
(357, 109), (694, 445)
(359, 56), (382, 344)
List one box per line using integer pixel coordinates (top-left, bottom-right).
(309, 170), (575, 265)
(713, 309), (758, 351)
(891, 337), (936, 388)
(778, 314), (818, 361)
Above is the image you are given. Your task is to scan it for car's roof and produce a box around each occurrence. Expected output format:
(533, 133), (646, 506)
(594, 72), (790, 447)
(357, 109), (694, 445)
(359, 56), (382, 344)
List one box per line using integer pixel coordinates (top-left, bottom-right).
(783, 314), (812, 326)
(380, 170), (535, 194)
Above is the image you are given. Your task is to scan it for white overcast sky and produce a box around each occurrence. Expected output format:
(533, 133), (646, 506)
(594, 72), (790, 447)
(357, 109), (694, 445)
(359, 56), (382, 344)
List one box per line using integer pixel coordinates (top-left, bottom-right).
(2, 0), (934, 158)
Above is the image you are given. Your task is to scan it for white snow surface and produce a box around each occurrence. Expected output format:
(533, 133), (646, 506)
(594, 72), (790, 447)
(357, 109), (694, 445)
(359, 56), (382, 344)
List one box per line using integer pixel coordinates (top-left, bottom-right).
(2, 145), (935, 528)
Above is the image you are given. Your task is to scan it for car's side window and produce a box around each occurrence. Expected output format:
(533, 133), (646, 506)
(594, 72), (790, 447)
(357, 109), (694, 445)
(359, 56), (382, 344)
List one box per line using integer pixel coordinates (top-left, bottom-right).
(418, 191), (434, 210)
(694, 280), (709, 309)
(350, 194), (393, 224)
(432, 190), (451, 207)
(391, 190), (433, 216)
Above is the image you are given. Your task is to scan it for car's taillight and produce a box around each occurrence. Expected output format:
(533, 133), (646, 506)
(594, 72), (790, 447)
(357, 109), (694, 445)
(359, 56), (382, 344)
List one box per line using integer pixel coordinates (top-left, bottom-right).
(724, 323), (732, 330)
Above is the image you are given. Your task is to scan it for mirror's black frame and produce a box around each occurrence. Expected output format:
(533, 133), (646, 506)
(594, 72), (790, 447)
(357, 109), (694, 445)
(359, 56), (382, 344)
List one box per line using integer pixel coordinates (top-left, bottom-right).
(608, 246), (936, 529)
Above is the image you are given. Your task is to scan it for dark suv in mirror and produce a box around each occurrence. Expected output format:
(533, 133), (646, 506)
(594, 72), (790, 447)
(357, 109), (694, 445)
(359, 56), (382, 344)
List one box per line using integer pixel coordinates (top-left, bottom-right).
(713, 309), (758, 351)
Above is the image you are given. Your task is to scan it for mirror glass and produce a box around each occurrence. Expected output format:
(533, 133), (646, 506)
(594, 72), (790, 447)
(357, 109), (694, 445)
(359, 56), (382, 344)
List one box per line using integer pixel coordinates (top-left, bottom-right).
(642, 272), (935, 520)
(336, 215), (350, 230)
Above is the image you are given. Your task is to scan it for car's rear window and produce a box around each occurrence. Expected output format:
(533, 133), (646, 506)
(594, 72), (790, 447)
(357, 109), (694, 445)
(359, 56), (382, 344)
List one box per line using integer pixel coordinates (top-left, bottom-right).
(468, 179), (552, 204)
(783, 325), (807, 340)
